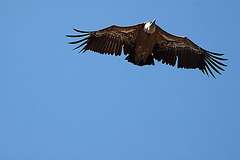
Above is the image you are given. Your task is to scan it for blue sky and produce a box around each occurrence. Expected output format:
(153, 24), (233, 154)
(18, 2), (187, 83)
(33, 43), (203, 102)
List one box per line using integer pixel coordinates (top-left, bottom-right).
(1, 0), (240, 159)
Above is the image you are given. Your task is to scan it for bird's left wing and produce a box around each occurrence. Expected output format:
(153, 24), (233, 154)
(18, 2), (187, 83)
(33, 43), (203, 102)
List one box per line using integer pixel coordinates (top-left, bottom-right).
(66, 24), (144, 56)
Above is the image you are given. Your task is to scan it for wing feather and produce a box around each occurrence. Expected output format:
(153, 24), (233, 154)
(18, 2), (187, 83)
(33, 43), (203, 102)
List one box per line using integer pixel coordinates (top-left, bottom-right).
(90, 36), (100, 51)
(111, 38), (117, 55)
(105, 37), (112, 54)
(85, 36), (96, 50)
(68, 37), (88, 44)
(116, 38), (122, 56)
(73, 41), (87, 51)
(114, 38), (119, 55)
(109, 38), (115, 55)
(102, 37), (111, 54)
(97, 36), (107, 53)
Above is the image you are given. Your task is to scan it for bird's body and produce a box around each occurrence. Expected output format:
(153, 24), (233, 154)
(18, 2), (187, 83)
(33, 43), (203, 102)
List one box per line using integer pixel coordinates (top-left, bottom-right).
(132, 26), (157, 63)
(66, 19), (227, 78)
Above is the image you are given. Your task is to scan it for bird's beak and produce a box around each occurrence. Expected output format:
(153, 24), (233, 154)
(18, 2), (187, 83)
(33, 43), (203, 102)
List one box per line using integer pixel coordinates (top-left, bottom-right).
(151, 19), (156, 24)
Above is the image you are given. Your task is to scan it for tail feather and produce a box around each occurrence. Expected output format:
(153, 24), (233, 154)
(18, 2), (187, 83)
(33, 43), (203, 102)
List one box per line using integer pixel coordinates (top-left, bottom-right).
(125, 54), (155, 66)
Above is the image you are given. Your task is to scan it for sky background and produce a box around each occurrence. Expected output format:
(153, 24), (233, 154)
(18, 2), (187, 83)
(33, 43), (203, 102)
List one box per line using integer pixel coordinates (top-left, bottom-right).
(1, 0), (240, 159)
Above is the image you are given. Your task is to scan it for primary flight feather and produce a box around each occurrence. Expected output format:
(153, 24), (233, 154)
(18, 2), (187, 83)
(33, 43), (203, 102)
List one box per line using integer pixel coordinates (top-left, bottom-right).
(66, 19), (227, 78)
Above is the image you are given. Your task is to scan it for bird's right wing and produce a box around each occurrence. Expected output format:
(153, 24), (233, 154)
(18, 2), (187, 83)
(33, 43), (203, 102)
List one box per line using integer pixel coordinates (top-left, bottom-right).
(66, 23), (145, 56)
(153, 26), (227, 78)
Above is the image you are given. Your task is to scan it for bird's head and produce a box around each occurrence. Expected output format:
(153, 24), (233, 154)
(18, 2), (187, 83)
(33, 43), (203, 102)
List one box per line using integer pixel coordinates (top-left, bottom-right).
(144, 19), (156, 34)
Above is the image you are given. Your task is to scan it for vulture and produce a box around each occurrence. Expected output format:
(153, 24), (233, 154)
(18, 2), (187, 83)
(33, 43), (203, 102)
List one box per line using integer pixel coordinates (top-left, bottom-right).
(66, 19), (227, 78)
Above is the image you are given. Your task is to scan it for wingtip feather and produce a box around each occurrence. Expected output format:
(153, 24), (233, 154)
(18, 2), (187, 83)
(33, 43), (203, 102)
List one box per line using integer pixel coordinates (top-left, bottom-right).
(73, 28), (91, 33)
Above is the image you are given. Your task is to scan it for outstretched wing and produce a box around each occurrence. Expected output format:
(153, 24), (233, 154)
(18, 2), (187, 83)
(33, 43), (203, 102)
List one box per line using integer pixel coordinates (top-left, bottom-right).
(153, 26), (227, 78)
(66, 24), (144, 56)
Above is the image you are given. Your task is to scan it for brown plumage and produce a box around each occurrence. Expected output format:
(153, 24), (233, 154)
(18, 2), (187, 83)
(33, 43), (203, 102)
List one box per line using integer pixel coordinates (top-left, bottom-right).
(66, 19), (227, 78)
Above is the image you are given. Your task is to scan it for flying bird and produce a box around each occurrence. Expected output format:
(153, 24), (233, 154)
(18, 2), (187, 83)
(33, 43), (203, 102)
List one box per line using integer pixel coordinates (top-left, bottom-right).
(66, 19), (227, 78)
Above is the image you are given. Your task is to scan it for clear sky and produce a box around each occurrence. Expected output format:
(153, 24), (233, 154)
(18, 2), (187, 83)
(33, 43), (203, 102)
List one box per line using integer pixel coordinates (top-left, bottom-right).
(1, 0), (240, 159)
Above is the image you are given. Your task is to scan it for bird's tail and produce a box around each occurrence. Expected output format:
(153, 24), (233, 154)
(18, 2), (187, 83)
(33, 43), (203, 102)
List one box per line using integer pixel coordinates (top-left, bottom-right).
(125, 54), (155, 66)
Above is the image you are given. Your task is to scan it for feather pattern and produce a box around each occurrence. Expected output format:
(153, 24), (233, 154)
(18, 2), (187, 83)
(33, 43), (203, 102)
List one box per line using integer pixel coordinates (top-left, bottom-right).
(66, 21), (227, 78)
